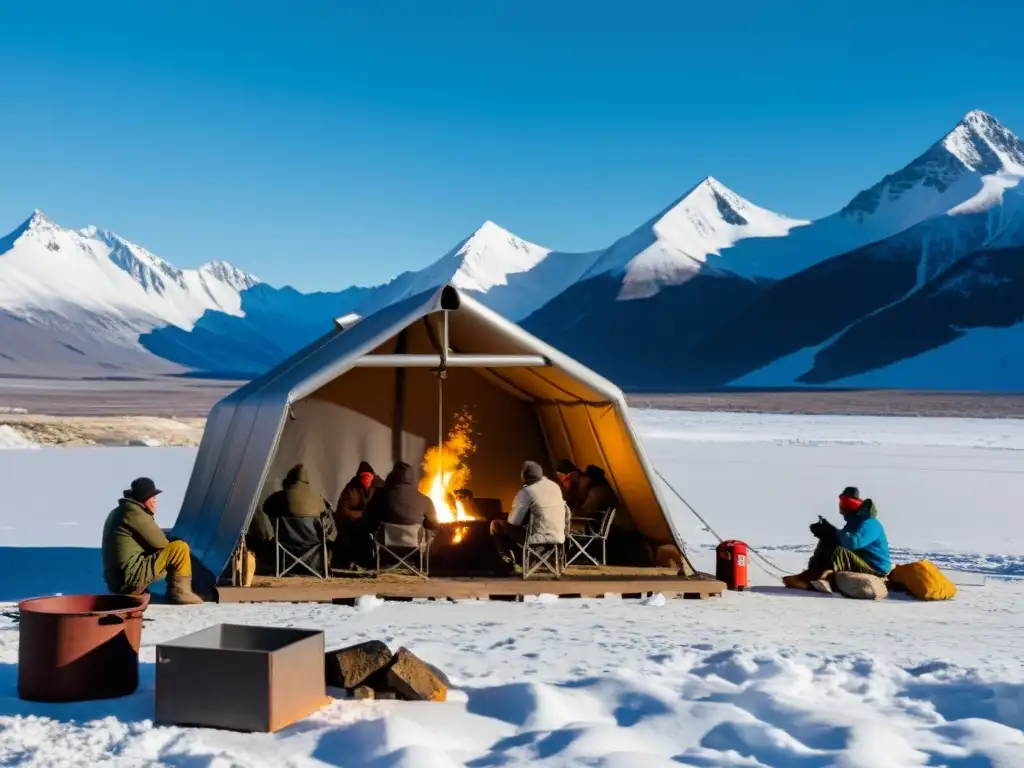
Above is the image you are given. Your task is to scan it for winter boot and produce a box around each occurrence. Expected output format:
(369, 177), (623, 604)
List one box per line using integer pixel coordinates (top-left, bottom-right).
(782, 574), (810, 590)
(810, 570), (836, 594)
(810, 579), (833, 594)
(167, 575), (204, 605)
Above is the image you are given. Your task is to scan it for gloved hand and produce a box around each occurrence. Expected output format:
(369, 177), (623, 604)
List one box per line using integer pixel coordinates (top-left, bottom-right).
(810, 516), (837, 539)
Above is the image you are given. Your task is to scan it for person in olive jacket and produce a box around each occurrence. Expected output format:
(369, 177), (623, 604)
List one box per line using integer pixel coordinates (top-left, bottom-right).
(101, 477), (203, 604)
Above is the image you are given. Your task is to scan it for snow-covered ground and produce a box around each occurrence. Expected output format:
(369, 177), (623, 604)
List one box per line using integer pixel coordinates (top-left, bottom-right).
(1, 410), (1022, 766)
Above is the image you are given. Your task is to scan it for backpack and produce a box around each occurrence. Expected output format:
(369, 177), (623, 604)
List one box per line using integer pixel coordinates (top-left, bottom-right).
(888, 560), (957, 601)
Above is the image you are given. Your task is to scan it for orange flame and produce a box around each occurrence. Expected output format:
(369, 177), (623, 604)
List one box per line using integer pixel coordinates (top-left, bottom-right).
(419, 412), (481, 533)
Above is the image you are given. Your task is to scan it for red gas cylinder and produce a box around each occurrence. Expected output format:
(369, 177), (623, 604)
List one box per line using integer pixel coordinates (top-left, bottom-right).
(716, 540), (749, 591)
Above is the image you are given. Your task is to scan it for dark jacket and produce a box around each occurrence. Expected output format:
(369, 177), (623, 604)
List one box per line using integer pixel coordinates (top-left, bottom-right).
(836, 499), (892, 575)
(365, 462), (441, 533)
(575, 480), (625, 528)
(101, 498), (169, 594)
(559, 471), (581, 511)
(262, 464), (337, 543)
(336, 473), (385, 523)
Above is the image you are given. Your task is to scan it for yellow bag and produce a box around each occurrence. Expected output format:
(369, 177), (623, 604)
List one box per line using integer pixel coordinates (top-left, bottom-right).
(889, 560), (957, 601)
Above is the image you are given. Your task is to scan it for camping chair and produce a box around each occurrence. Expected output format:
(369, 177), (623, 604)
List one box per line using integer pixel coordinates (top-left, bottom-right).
(274, 517), (330, 579)
(567, 507), (617, 567)
(375, 523), (430, 578)
(522, 504), (570, 580)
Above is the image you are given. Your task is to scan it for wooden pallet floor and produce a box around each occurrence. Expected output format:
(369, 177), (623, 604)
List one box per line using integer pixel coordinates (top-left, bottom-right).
(215, 568), (725, 603)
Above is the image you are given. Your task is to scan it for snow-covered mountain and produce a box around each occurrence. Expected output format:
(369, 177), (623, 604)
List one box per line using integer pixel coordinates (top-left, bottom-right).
(580, 176), (808, 300)
(352, 220), (598, 321)
(0, 210), (259, 339)
(523, 110), (1024, 389)
(3, 109), (1021, 390)
(712, 110), (1024, 279)
(0, 211), (367, 376)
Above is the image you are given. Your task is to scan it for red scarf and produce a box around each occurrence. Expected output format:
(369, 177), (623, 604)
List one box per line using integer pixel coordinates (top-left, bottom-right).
(839, 495), (863, 513)
(359, 472), (374, 491)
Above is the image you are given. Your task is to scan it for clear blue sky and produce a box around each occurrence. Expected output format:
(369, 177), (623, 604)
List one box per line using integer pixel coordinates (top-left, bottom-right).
(1, 1), (1021, 291)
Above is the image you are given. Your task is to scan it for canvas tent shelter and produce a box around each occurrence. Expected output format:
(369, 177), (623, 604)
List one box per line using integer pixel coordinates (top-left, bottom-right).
(172, 285), (688, 588)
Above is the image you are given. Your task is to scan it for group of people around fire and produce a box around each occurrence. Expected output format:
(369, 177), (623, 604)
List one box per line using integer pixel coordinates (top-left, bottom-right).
(239, 456), (623, 577)
(100, 462), (892, 602)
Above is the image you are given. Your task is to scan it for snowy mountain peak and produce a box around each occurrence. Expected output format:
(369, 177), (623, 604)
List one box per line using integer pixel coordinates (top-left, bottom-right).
(0, 211), (261, 338)
(28, 208), (51, 226)
(842, 110), (1024, 225)
(21, 209), (59, 236)
(445, 220), (551, 294)
(576, 177), (808, 299)
(199, 260), (260, 291)
(942, 110), (1024, 173)
(671, 176), (769, 228)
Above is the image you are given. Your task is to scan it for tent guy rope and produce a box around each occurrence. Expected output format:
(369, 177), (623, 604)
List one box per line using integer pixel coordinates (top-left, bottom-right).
(654, 468), (793, 579)
(654, 468), (986, 587)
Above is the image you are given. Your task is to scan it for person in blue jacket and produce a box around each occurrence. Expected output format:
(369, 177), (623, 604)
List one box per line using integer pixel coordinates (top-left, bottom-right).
(783, 486), (892, 592)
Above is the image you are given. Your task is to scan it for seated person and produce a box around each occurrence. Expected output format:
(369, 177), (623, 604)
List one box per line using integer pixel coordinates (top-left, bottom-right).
(101, 477), (203, 604)
(364, 461), (441, 537)
(575, 464), (650, 564)
(574, 464), (620, 524)
(263, 464), (338, 573)
(491, 461), (568, 574)
(334, 461), (385, 568)
(783, 486), (892, 592)
(336, 461), (385, 523)
(555, 459), (582, 510)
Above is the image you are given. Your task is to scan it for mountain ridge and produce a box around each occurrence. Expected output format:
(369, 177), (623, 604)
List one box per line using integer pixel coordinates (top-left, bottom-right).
(3, 108), (1022, 390)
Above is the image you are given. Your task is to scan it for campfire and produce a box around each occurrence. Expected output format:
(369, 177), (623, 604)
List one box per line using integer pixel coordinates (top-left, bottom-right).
(419, 412), (482, 544)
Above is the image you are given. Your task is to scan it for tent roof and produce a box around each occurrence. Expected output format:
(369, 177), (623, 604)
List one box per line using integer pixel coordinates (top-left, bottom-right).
(226, 284), (623, 406)
(172, 284), (681, 587)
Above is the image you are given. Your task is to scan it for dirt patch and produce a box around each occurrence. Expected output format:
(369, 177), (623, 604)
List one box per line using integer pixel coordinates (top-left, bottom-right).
(0, 415), (205, 447)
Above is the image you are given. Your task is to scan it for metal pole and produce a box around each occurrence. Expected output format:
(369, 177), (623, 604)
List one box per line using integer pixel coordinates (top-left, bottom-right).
(442, 310), (450, 367)
(437, 369), (444, 496)
(352, 354), (548, 367)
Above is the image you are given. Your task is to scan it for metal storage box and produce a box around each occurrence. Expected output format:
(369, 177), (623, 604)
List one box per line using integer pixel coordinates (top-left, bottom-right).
(155, 624), (327, 732)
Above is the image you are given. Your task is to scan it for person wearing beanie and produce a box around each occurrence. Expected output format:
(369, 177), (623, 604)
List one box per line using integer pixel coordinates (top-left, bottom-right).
(490, 460), (568, 574)
(555, 459), (582, 510)
(334, 461), (386, 568)
(783, 486), (892, 593)
(101, 477), (203, 604)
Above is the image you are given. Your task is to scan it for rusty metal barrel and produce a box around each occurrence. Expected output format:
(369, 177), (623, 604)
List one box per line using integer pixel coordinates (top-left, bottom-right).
(18, 593), (150, 702)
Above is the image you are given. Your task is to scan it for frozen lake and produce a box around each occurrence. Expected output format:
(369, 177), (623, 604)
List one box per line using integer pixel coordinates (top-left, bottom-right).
(1, 410), (1023, 766)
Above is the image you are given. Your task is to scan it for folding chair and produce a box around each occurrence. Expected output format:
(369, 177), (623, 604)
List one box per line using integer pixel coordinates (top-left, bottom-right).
(274, 517), (330, 579)
(522, 505), (569, 580)
(567, 507), (617, 567)
(375, 523), (430, 578)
